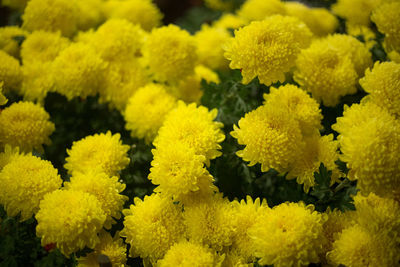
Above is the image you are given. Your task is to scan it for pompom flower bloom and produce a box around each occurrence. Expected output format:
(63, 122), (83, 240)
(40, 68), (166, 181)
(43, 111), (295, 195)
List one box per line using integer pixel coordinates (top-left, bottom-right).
(224, 15), (312, 85)
(0, 50), (22, 93)
(124, 83), (177, 143)
(372, 2), (400, 53)
(64, 171), (128, 229)
(143, 24), (198, 83)
(332, 0), (380, 26)
(153, 101), (225, 166)
(237, 0), (286, 22)
(249, 202), (326, 267)
(0, 101), (55, 153)
(121, 194), (185, 263)
(0, 154), (62, 221)
(36, 190), (106, 256)
(64, 131), (130, 177)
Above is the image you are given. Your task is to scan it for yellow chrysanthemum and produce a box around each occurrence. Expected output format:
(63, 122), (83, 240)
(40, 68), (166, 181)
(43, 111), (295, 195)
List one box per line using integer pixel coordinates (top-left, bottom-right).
(88, 19), (146, 63)
(212, 14), (246, 30)
(103, 0), (163, 31)
(1, 0), (29, 10)
(172, 65), (220, 103)
(224, 16), (312, 85)
(332, 0), (381, 26)
(327, 224), (399, 267)
(183, 193), (236, 251)
(52, 43), (107, 100)
(143, 25), (198, 83)
(0, 50), (22, 93)
(21, 62), (54, 103)
(75, 0), (104, 31)
(237, 0), (286, 22)
(231, 105), (304, 173)
(36, 190), (106, 256)
(0, 82), (7, 106)
(332, 103), (400, 199)
(195, 25), (231, 70)
(0, 154), (62, 221)
(124, 83), (177, 143)
(285, 2), (338, 37)
(64, 171), (128, 229)
(346, 24), (377, 50)
(121, 194), (185, 263)
(0, 101), (54, 153)
(372, 2), (400, 52)
(287, 134), (341, 192)
(157, 240), (223, 267)
(149, 141), (214, 201)
(360, 61), (400, 117)
(65, 131), (130, 177)
(249, 202), (326, 267)
(294, 39), (358, 107)
(78, 231), (127, 267)
(154, 101), (225, 166)
(0, 145), (22, 170)
(263, 84), (322, 136)
(22, 0), (79, 37)
(0, 26), (28, 58)
(21, 30), (70, 64)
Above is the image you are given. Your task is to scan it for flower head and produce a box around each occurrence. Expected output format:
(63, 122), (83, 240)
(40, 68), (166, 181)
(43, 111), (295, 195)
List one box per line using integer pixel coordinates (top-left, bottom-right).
(332, 0), (380, 26)
(0, 50), (22, 93)
(237, 0), (286, 22)
(0, 145), (22, 170)
(371, 2), (400, 52)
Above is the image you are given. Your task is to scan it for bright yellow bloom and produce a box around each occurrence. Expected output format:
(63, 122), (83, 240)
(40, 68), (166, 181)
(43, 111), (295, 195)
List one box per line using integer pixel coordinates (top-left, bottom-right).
(143, 25), (198, 83)
(64, 171), (128, 229)
(237, 0), (286, 22)
(224, 16), (312, 85)
(0, 154), (62, 221)
(157, 240), (223, 267)
(249, 202), (326, 267)
(52, 43), (107, 100)
(263, 84), (322, 136)
(195, 25), (231, 70)
(231, 105), (304, 173)
(65, 131), (130, 177)
(0, 26), (28, 58)
(78, 231), (127, 267)
(103, 0), (163, 31)
(332, 0), (381, 26)
(212, 14), (246, 30)
(372, 2), (400, 52)
(121, 194), (185, 263)
(21, 62), (54, 103)
(0, 145), (22, 170)
(0, 50), (22, 93)
(0, 101), (54, 153)
(332, 103), (400, 199)
(154, 101), (225, 166)
(360, 61), (400, 117)
(22, 0), (79, 37)
(36, 190), (106, 256)
(75, 0), (104, 31)
(124, 83), (177, 143)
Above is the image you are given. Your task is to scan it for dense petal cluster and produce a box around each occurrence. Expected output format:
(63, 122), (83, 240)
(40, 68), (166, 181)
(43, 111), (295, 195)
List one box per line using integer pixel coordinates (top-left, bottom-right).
(224, 15), (312, 85)
(332, 0), (380, 26)
(0, 26), (28, 58)
(0, 50), (21, 93)
(237, 0), (286, 22)
(65, 131), (130, 177)
(0, 154), (62, 221)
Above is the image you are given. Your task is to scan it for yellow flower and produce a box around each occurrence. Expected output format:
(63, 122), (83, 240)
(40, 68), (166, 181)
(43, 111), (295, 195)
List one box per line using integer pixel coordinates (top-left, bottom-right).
(360, 61), (400, 118)
(0, 82), (7, 106)
(78, 231), (127, 267)
(65, 131), (130, 177)
(346, 24), (377, 50)
(21, 62), (54, 103)
(121, 194), (185, 263)
(287, 134), (341, 193)
(294, 38), (358, 107)
(36, 190), (106, 256)
(231, 105), (304, 173)
(237, 0), (286, 22)
(194, 25), (231, 70)
(327, 224), (399, 267)
(263, 84), (322, 136)
(75, 0), (104, 31)
(103, 0), (163, 31)
(22, 0), (79, 37)
(154, 101), (225, 166)
(0, 50), (22, 93)
(124, 83), (177, 143)
(157, 240), (223, 267)
(212, 14), (246, 30)
(0, 154), (62, 221)
(372, 2), (400, 52)
(332, 0), (381, 26)
(0, 145), (22, 170)
(0, 101), (55, 153)
(143, 25), (198, 83)
(332, 103), (400, 199)
(0, 26), (28, 58)
(224, 15), (312, 85)
(64, 171), (128, 229)
(249, 202), (326, 267)
(52, 43), (107, 100)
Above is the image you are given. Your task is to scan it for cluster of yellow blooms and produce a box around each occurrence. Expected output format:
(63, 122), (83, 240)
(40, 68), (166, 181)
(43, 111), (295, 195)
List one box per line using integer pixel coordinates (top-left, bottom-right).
(0, 0), (400, 266)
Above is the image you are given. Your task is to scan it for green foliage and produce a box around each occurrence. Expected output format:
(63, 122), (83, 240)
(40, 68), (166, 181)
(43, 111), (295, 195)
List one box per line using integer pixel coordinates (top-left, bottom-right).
(176, 6), (222, 34)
